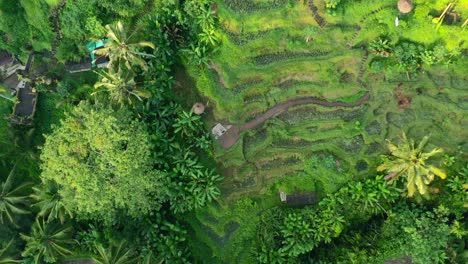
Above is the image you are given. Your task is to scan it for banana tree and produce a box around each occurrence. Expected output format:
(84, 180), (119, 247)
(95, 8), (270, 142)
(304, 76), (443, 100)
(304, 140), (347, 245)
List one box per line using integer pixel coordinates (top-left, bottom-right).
(378, 133), (447, 196)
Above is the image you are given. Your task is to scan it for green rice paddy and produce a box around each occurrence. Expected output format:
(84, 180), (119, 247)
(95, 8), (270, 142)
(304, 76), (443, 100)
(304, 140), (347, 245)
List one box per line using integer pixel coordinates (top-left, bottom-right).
(185, 0), (468, 262)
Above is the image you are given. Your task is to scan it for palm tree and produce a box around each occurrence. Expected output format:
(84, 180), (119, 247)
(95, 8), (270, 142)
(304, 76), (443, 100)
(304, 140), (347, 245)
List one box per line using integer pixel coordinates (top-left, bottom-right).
(21, 218), (74, 264)
(0, 239), (20, 263)
(377, 133), (447, 197)
(94, 21), (155, 71)
(92, 241), (137, 264)
(94, 68), (151, 107)
(31, 181), (73, 224)
(0, 164), (31, 225)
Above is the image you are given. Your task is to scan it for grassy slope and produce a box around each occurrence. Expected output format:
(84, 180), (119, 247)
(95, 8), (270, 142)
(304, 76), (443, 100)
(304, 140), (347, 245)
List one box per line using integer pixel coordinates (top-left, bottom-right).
(186, 0), (468, 262)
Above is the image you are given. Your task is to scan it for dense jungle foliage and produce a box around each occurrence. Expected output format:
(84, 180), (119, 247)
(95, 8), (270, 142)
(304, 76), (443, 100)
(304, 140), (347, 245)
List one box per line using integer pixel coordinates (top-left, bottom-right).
(0, 0), (467, 263)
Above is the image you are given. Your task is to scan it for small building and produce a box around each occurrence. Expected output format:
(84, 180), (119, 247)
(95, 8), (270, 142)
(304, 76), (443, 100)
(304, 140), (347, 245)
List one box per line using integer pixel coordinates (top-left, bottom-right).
(66, 40), (110, 73)
(0, 51), (25, 79)
(9, 54), (38, 125)
(65, 57), (92, 73)
(279, 190), (317, 206)
(86, 39), (110, 68)
(212, 123), (232, 139)
(0, 51), (27, 96)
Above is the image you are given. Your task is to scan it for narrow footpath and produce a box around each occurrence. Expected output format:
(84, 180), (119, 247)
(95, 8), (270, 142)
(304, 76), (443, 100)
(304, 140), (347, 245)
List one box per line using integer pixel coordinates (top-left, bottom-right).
(218, 92), (370, 149)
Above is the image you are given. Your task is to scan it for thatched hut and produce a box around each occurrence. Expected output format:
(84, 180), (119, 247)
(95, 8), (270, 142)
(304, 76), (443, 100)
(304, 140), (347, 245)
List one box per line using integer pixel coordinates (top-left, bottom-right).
(398, 0), (414, 14)
(192, 102), (205, 115)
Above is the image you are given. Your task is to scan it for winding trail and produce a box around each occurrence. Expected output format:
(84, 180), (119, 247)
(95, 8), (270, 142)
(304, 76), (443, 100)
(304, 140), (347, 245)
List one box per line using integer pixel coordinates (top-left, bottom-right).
(218, 92), (370, 149)
(51, 0), (67, 55)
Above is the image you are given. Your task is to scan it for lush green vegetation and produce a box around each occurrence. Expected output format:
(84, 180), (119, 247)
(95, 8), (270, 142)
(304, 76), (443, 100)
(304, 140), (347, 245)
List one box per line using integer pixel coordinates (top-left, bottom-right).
(0, 0), (467, 263)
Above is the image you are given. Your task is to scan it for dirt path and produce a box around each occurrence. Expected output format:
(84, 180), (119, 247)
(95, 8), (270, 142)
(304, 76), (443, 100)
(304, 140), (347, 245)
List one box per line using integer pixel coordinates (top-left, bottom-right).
(218, 92), (370, 149)
(240, 92), (370, 130)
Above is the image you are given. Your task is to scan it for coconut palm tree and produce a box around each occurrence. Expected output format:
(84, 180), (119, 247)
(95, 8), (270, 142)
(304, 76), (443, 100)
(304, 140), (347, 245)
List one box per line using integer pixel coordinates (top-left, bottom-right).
(94, 21), (155, 71)
(377, 133), (447, 196)
(0, 164), (31, 225)
(94, 68), (151, 107)
(31, 181), (73, 224)
(21, 218), (74, 263)
(92, 241), (137, 264)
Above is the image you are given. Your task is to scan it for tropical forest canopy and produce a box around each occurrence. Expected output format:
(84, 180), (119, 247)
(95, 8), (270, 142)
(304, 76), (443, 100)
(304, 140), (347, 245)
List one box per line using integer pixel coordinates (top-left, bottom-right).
(0, 0), (467, 263)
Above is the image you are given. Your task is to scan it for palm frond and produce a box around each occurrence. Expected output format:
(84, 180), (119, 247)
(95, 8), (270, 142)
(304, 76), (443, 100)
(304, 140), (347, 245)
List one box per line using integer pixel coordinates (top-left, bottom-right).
(429, 166), (447, 179)
(421, 148), (443, 160)
(136, 41), (155, 49)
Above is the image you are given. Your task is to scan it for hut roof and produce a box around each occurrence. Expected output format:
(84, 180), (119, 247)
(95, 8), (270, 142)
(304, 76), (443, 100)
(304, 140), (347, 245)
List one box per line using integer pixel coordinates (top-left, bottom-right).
(398, 0), (413, 14)
(192, 102), (205, 115)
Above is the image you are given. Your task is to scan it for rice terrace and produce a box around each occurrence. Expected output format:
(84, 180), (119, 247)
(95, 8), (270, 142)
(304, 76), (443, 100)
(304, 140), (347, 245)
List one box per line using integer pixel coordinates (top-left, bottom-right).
(0, 0), (467, 263)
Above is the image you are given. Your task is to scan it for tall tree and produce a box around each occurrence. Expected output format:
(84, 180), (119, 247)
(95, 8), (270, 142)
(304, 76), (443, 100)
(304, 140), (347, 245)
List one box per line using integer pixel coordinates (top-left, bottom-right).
(40, 102), (168, 223)
(377, 133), (447, 196)
(21, 218), (74, 263)
(94, 21), (155, 71)
(0, 164), (31, 226)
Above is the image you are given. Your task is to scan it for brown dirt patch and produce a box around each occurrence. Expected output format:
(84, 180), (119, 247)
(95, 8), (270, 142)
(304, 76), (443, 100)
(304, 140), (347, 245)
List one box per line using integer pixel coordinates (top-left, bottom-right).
(393, 82), (412, 109)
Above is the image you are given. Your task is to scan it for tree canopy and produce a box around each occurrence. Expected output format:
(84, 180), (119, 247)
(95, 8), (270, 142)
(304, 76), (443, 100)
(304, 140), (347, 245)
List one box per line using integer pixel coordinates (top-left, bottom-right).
(40, 102), (168, 222)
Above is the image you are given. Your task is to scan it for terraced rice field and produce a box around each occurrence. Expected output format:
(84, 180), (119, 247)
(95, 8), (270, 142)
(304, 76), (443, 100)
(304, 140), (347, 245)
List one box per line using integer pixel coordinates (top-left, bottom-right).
(186, 0), (468, 262)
